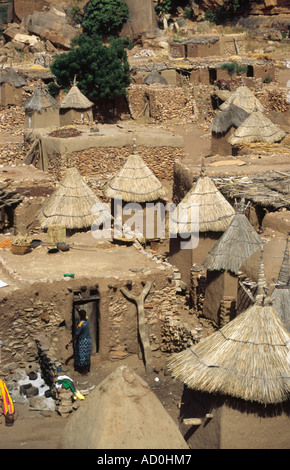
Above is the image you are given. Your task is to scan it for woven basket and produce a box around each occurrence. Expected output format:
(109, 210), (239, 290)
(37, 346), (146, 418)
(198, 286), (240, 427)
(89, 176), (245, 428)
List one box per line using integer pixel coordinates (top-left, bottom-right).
(11, 244), (30, 255)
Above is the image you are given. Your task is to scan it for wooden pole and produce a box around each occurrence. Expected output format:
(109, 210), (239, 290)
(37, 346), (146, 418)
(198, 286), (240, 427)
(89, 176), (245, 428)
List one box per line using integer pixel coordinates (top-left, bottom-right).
(120, 281), (153, 374)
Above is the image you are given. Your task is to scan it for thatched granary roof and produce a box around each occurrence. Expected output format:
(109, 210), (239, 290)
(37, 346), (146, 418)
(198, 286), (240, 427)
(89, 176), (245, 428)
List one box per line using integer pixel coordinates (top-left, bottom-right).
(23, 86), (60, 112)
(0, 66), (26, 88)
(60, 79), (93, 110)
(228, 111), (286, 146)
(143, 70), (168, 85)
(104, 141), (167, 203)
(167, 251), (290, 405)
(202, 198), (263, 274)
(211, 104), (249, 135)
(220, 85), (265, 114)
(61, 366), (188, 449)
(169, 165), (235, 235)
(272, 236), (290, 332)
(37, 165), (111, 230)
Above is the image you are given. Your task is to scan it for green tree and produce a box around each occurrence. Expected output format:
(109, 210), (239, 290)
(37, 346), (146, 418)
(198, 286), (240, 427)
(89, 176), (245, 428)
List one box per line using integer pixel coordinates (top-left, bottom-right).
(81, 0), (130, 37)
(50, 34), (131, 105)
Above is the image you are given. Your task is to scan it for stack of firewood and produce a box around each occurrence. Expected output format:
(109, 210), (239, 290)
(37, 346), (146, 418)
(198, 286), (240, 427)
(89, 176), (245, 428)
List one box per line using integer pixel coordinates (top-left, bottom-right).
(160, 316), (198, 353)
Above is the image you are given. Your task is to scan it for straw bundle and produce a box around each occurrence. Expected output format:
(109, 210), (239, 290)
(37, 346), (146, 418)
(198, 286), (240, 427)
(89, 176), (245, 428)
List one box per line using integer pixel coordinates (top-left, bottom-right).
(60, 83), (93, 110)
(211, 104), (249, 135)
(169, 166), (235, 235)
(23, 86), (60, 112)
(104, 141), (167, 203)
(37, 166), (111, 230)
(220, 85), (265, 114)
(228, 111), (286, 146)
(272, 237), (290, 332)
(203, 198), (263, 274)
(0, 67), (26, 88)
(167, 251), (290, 405)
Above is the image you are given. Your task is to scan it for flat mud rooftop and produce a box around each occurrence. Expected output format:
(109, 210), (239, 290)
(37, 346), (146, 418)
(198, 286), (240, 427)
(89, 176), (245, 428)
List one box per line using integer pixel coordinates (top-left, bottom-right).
(0, 234), (167, 285)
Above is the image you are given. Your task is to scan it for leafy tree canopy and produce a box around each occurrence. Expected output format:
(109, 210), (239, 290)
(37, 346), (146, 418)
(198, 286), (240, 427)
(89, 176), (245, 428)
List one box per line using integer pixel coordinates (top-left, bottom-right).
(82, 0), (130, 37)
(50, 34), (131, 103)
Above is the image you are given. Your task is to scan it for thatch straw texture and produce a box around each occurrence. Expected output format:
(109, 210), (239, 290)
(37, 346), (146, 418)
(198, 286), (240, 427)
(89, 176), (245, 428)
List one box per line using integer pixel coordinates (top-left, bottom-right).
(220, 85), (265, 114)
(37, 166), (111, 230)
(211, 104), (249, 134)
(104, 144), (167, 203)
(167, 301), (290, 404)
(228, 111), (286, 145)
(169, 171), (235, 235)
(167, 251), (290, 405)
(203, 199), (263, 274)
(60, 84), (93, 110)
(23, 87), (60, 112)
(0, 67), (26, 87)
(143, 71), (168, 85)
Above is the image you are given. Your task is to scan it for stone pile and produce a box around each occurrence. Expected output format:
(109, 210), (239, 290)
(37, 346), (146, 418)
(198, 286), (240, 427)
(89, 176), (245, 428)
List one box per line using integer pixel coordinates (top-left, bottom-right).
(49, 145), (185, 187)
(128, 84), (197, 123)
(160, 316), (199, 353)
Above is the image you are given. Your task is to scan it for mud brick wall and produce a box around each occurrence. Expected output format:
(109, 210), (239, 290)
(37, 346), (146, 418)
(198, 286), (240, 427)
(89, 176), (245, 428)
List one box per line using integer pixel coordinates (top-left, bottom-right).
(128, 84), (197, 122)
(220, 36), (246, 56)
(46, 146), (185, 197)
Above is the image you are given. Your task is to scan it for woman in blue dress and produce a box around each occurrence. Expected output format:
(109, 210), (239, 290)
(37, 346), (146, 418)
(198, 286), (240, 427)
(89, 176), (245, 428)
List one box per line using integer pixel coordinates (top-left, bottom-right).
(66, 309), (92, 375)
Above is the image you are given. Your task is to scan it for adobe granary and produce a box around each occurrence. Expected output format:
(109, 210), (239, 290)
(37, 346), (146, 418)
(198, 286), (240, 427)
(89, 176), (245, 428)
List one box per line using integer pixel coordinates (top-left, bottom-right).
(167, 250), (290, 449)
(0, 65), (26, 107)
(104, 140), (167, 241)
(59, 77), (94, 126)
(228, 110), (286, 149)
(202, 198), (263, 325)
(168, 163), (235, 287)
(23, 85), (60, 129)
(37, 163), (111, 232)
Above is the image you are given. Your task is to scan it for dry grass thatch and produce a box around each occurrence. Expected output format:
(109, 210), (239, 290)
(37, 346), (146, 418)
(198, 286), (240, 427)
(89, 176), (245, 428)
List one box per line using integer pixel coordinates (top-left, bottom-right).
(169, 167), (235, 235)
(202, 198), (263, 274)
(143, 71), (168, 85)
(228, 111), (286, 146)
(104, 142), (167, 203)
(220, 85), (265, 114)
(23, 86), (60, 112)
(0, 67), (26, 88)
(211, 104), (249, 135)
(37, 166), (111, 230)
(60, 84), (93, 110)
(167, 251), (290, 405)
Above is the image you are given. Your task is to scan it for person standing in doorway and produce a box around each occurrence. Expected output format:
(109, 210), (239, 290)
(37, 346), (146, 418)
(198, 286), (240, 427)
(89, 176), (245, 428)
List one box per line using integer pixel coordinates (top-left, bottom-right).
(66, 309), (92, 375)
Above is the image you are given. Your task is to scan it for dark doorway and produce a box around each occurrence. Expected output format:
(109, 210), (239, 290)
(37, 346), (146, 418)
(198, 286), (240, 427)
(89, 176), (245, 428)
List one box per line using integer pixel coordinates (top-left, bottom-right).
(72, 288), (100, 355)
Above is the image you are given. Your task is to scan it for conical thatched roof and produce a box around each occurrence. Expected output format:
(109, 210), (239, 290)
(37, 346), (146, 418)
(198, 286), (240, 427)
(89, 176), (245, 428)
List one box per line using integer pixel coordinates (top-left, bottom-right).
(228, 111), (286, 145)
(104, 141), (167, 203)
(60, 78), (93, 109)
(61, 366), (189, 449)
(167, 251), (290, 405)
(23, 86), (60, 112)
(220, 85), (265, 114)
(272, 236), (290, 332)
(211, 104), (249, 134)
(202, 198), (263, 274)
(37, 165), (111, 230)
(143, 71), (168, 85)
(169, 165), (235, 235)
(0, 66), (26, 87)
